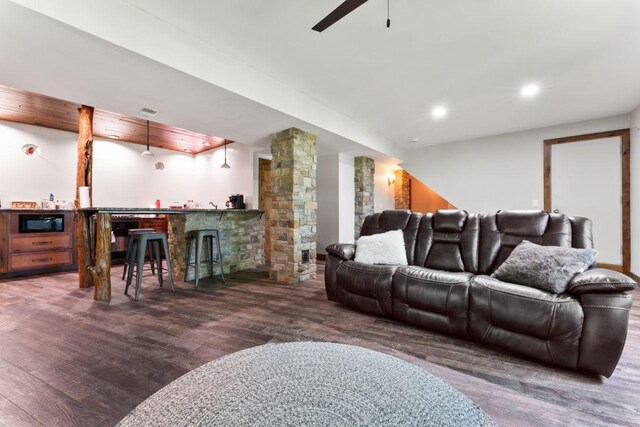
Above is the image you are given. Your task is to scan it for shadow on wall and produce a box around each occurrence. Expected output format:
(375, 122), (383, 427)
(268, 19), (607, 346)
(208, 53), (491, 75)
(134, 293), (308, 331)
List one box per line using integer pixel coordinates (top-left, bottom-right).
(408, 173), (456, 213)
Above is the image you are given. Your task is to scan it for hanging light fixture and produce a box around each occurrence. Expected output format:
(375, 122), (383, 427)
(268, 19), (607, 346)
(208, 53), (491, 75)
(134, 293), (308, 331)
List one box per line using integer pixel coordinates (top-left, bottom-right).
(141, 120), (154, 157)
(220, 140), (230, 169)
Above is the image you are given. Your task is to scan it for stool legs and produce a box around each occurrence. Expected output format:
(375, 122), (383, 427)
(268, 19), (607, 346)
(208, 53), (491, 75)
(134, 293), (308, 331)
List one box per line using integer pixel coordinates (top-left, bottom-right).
(124, 233), (174, 301)
(134, 236), (147, 301)
(148, 241), (156, 275)
(215, 231), (225, 283)
(123, 235), (155, 279)
(194, 232), (204, 288)
(124, 239), (137, 295)
(153, 240), (162, 287)
(161, 237), (175, 293)
(122, 235), (131, 280)
(186, 231), (225, 287)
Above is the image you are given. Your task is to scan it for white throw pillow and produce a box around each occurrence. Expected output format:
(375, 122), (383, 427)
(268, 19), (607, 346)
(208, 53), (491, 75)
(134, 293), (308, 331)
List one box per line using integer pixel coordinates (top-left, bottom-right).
(354, 229), (408, 265)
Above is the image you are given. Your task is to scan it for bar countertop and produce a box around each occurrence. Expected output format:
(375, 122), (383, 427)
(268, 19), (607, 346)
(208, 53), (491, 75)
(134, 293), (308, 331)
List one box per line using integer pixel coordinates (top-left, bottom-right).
(1, 208), (263, 214)
(0, 209), (75, 212)
(78, 208), (264, 214)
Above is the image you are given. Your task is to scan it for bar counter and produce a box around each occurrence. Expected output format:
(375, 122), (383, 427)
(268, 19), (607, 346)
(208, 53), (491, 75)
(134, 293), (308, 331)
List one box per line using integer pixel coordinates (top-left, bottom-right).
(79, 208), (265, 301)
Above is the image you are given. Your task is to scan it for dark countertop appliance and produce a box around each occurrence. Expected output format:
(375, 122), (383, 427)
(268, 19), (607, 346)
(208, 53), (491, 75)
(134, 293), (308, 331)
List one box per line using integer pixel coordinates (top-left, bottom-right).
(226, 194), (245, 209)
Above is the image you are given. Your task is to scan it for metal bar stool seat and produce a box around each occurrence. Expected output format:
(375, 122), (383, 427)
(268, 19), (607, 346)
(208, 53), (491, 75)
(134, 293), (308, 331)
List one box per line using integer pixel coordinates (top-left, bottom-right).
(122, 228), (157, 281)
(186, 229), (225, 287)
(125, 231), (175, 301)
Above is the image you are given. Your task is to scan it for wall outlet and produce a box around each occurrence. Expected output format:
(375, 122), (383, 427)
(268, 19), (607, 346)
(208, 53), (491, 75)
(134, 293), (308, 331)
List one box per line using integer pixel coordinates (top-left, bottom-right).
(531, 199), (539, 208)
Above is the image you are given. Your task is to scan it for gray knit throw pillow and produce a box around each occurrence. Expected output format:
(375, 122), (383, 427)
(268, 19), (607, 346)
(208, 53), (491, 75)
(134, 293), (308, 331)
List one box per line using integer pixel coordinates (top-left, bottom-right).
(492, 240), (598, 294)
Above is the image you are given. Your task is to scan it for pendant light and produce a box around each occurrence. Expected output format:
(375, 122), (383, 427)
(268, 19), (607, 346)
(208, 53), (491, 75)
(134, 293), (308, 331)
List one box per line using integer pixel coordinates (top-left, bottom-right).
(141, 120), (154, 157)
(220, 140), (230, 169)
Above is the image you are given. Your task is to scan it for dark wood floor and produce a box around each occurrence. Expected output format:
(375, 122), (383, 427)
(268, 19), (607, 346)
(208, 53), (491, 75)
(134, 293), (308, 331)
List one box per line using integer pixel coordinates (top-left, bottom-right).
(0, 263), (638, 427)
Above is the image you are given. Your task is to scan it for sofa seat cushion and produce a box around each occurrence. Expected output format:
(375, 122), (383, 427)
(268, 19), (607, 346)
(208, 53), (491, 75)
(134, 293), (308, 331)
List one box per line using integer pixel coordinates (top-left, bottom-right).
(469, 275), (584, 369)
(392, 266), (473, 337)
(336, 261), (398, 316)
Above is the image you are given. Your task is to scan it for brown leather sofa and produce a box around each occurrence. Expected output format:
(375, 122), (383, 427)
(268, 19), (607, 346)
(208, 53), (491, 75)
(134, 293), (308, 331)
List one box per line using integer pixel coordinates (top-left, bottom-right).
(325, 209), (637, 377)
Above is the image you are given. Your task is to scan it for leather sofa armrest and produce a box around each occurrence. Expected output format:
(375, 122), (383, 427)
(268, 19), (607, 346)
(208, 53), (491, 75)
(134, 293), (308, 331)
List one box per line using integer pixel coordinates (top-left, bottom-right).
(578, 293), (633, 377)
(568, 268), (636, 295)
(326, 243), (356, 261)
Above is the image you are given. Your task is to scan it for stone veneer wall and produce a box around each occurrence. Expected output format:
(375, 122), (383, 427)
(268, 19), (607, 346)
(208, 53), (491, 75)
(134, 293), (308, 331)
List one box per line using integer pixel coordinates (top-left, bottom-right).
(269, 128), (317, 285)
(394, 169), (411, 210)
(354, 156), (375, 239)
(167, 211), (265, 282)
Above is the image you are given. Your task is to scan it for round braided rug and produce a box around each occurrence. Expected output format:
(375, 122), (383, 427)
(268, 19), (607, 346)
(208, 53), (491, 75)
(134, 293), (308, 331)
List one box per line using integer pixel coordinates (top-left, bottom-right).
(118, 342), (494, 427)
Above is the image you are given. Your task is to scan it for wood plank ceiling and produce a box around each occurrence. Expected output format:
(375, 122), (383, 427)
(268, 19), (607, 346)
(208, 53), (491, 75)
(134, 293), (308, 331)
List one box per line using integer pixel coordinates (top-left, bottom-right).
(0, 85), (231, 154)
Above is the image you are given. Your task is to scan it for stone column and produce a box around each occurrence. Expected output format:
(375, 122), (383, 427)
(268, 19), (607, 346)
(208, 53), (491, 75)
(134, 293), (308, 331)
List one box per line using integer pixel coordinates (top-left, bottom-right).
(270, 128), (317, 284)
(394, 169), (411, 210)
(354, 156), (375, 239)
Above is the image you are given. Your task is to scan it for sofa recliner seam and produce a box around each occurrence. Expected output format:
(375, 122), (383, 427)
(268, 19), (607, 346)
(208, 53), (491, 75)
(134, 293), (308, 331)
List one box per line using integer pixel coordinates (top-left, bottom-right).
(481, 286), (580, 305)
(395, 268), (470, 285)
(581, 305), (630, 310)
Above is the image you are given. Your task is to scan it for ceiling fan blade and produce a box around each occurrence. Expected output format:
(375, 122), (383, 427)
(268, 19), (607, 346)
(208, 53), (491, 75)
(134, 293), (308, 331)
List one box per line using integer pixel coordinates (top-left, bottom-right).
(312, 0), (368, 32)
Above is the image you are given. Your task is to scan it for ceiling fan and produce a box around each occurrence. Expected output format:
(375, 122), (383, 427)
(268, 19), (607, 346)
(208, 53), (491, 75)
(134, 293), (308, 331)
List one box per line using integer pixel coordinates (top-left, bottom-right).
(312, 0), (390, 32)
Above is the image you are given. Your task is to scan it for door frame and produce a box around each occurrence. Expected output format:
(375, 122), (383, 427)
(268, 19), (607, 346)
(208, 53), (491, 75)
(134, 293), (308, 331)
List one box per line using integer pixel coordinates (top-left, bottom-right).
(258, 157), (272, 263)
(543, 129), (631, 273)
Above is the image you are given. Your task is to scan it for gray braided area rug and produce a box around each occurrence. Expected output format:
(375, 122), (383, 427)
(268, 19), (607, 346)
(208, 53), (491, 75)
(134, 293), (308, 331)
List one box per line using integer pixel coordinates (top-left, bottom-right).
(118, 342), (495, 427)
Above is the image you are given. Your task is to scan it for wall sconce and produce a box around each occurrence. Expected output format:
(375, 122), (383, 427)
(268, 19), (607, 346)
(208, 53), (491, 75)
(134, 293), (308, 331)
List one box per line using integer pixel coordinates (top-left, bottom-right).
(388, 175), (396, 186)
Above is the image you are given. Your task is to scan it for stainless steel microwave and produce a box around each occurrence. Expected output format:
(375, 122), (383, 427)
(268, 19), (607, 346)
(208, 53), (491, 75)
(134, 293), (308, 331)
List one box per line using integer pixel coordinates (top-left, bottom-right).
(18, 214), (65, 233)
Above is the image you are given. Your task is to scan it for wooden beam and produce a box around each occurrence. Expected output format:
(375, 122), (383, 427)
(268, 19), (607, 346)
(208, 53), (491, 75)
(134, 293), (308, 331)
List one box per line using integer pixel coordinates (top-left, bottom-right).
(76, 105), (94, 289)
(90, 213), (112, 301)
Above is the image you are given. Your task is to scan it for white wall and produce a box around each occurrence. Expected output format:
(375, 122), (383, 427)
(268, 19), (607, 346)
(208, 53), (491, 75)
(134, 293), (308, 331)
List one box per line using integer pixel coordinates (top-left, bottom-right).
(317, 153), (355, 252)
(317, 154), (340, 253)
(374, 162), (396, 212)
(0, 121), (255, 209)
(631, 105), (640, 275)
(401, 115), (630, 214)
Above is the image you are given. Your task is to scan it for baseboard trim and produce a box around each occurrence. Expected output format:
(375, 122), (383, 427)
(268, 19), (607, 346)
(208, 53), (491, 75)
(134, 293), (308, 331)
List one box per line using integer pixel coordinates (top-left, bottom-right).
(597, 263), (623, 272)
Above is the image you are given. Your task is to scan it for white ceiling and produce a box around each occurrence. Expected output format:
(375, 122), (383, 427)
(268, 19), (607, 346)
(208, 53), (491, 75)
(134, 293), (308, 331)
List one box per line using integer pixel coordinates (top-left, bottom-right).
(0, 0), (401, 160)
(4, 0), (640, 156)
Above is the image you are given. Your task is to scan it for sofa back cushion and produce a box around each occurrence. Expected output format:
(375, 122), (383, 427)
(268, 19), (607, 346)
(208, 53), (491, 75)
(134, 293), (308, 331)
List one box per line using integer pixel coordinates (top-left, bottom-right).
(478, 210), (572, 275)
(360, 210), (422, 265)
(413, 210), (480, 273)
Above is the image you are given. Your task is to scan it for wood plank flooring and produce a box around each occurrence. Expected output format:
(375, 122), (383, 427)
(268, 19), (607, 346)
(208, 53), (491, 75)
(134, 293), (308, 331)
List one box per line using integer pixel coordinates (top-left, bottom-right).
(0, 263), (638, 426)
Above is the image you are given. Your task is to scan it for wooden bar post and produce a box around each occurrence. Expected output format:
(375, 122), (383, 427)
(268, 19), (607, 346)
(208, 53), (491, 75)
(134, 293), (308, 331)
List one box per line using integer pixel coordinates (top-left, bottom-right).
(75, 105), (94, 289)
(90, 213), (112, 301)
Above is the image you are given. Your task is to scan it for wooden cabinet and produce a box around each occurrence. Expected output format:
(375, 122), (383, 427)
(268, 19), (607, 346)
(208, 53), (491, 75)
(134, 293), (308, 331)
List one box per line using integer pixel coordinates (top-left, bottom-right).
(0, 211), (75, 278)
(139, 218), (167, 233)
(9, 250), (73, 271)
(10, 234), (72, 252)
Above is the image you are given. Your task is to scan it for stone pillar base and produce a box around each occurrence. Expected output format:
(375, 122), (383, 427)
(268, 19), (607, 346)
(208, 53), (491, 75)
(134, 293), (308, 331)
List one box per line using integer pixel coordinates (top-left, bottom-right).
(269, 128), (317, 285)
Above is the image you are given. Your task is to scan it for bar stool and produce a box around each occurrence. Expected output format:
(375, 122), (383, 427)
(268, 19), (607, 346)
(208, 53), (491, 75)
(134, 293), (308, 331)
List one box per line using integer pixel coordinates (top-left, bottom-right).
(122, 228), (157, 280)
(125, 232), (175, 301)
(186, 229), (225, 287)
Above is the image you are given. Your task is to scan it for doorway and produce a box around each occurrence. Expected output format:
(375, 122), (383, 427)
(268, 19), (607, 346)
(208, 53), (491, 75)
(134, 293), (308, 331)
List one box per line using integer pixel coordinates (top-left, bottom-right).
(543, 129), (630, 272)
(258, 158), (272, 263)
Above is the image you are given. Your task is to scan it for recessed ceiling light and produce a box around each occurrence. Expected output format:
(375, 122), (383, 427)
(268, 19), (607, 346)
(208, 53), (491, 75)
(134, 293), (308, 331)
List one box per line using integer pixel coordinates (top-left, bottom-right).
(431, 106), (448, 120)
(184, 149), (193, 153)
(108, 135), (120, 140)
(520, 83), (540, 98)
(203, 141), (212, 146)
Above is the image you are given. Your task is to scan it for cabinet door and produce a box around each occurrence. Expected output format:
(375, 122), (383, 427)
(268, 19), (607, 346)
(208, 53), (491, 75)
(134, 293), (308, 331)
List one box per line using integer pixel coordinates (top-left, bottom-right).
(10, 234), (72, 253)
(9, 250), (72, 271)
(139, 219), (167, 233)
